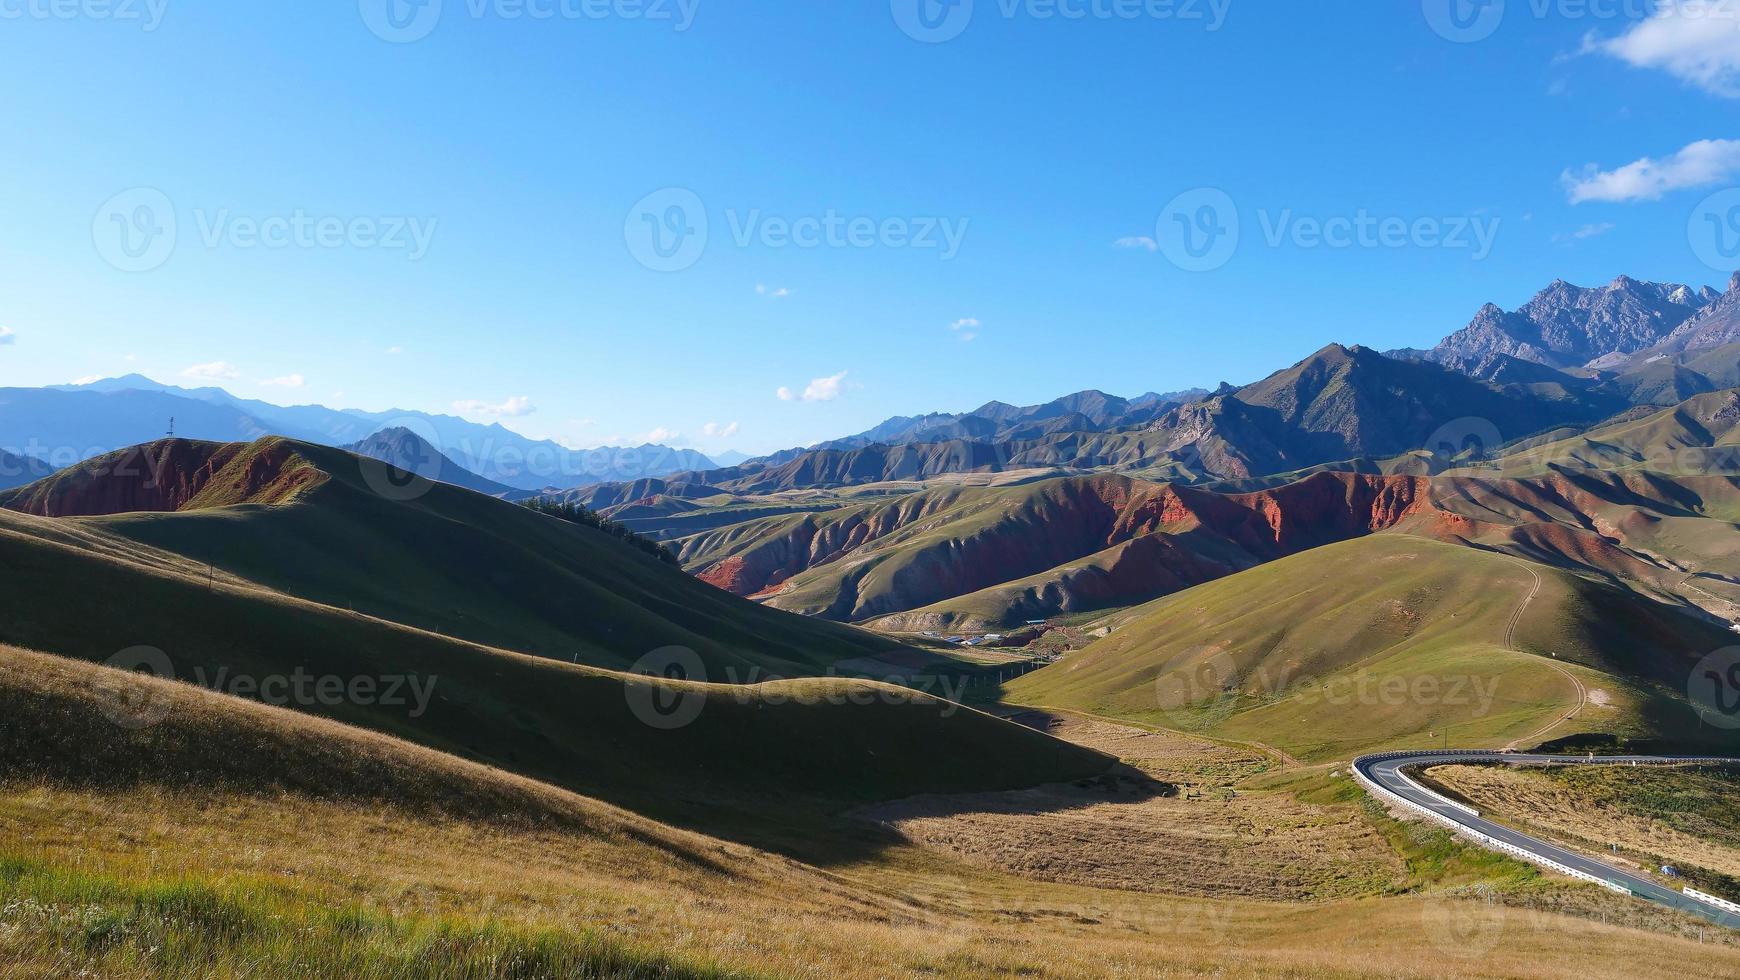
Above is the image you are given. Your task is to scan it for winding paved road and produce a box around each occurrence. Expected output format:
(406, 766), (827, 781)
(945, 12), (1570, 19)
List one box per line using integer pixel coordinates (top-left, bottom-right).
(1355, 751), (1740, 927)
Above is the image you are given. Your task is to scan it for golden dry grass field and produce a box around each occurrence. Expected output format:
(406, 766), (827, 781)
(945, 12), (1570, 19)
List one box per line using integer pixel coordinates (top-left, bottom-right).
(7, 645), (1740, 978)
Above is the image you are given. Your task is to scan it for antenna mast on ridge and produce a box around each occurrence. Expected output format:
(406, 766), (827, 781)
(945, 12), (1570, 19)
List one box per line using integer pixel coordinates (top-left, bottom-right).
(167, 417), (175, 438)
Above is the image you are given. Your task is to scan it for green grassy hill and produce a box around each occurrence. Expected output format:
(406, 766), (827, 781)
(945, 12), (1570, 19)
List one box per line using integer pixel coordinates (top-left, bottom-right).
(1005, 535), (1740, 761)
(1, 438), (921, 678)
(0, 506), (1109, 825)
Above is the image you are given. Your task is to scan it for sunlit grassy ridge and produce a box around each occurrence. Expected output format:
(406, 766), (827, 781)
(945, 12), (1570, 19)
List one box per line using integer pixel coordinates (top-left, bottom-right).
(1007, 535), (1740, 760)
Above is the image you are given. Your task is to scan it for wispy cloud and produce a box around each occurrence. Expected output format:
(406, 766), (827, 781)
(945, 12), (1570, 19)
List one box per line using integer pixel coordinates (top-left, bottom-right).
(1553, 222), (1617, 244)
(778, 371), (851, 403)
(182, 361), (240, 381)
(949, 317), (981, 342)
(452, 396), (536, 418)
(756, 284), (793, 298)
(1114, 236), (1159, 252)
(0, 327), (14, 346)
(1590, 0), (1740, 97)
(259, 373), (306, 388)
(702, 421), (741, 439)
(1563, 138), (1740, 202)
(384, 345), (405, 355)
(643, 426), (683, 445)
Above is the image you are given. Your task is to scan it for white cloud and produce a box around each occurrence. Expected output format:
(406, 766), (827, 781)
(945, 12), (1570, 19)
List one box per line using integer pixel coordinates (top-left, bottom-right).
(756, 284), (793, 298)
(703, 421), (742, 439)
(643, 426), (683, 444)
(1114, 236), (1160, 252)
(801, 371), (849, 402)
(949, 317), (981, 343)
(260, 373), (306, 388)
(1553, 222), (1617, 244)
(452, 396), (536, 418)
(0, 327), (14, 346)
(182, 361), (240, 381)
(384, 345), (405, 355)
(1563, 138), (1740, 202)
(71, 375), (103, 385)
(778, 372), (852, 403)
(1593, 0), (1740, 97)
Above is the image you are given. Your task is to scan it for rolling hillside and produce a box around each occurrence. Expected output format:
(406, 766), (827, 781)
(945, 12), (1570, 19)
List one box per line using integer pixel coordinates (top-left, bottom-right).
(0, 437), (923, 677)
(0, 461), (1111, 823)
(1005, 536), (1739, 761)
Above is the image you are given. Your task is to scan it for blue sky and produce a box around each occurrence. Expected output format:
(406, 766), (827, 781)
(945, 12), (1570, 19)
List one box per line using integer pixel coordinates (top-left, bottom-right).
(1, 1), (1737, 456)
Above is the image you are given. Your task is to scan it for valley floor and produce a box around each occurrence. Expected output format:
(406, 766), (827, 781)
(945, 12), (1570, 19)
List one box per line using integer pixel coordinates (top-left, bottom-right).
(7, 655), (1740, 979)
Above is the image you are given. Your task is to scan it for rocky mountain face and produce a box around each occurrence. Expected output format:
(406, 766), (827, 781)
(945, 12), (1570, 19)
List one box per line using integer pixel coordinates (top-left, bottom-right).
(1418, 276), (1717, 372)
(1136, 343), (1623, 478)
(1641, 272), (1740, 359)
(682, 471), (1467, 626)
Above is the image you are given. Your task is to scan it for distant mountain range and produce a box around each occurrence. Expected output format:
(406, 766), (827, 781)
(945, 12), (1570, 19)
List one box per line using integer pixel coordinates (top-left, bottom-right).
(593, 341), (1626, 495)
(777, 387), (1215, 461)
(1394, 271), (1740, 378)
(0, 375), (714, 491)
